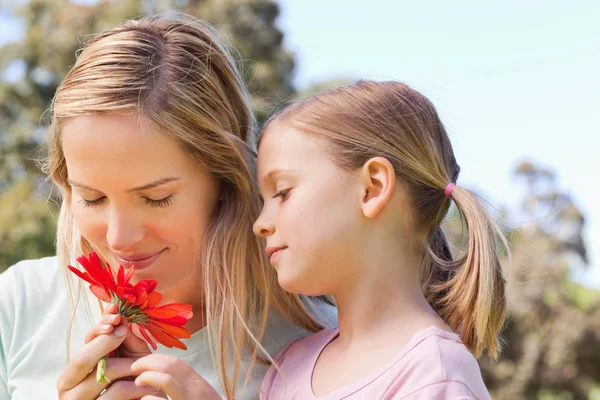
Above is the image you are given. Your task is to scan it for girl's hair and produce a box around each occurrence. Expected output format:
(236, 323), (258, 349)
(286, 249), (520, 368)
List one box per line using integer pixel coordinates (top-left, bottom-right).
(265, 80), (508, 359)
(44, 14), (323, 398)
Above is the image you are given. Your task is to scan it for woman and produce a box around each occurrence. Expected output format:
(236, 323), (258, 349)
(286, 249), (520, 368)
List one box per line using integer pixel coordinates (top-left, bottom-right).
(0, 14), (335, 400)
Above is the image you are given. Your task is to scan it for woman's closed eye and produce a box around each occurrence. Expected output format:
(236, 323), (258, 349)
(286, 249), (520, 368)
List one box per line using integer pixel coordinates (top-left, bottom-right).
(78, 195), (175, 208)
(79, 197), (106, 208)
(143, 195), (174, 208)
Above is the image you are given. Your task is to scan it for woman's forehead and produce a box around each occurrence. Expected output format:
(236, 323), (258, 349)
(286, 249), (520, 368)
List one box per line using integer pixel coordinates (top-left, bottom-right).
(61, 113), (200, 186)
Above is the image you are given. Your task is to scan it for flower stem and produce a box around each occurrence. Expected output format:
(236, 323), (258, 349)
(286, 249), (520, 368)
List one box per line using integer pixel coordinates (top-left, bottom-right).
(96, 354), (111, 383)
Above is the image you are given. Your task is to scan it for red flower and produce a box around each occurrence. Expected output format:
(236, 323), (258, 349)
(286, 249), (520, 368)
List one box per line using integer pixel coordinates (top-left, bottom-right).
(68, 252), (193, 350)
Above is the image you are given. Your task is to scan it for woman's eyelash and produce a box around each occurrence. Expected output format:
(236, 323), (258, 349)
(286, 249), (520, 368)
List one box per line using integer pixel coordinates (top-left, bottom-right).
(78, 195), (174, 208)
(144, 195), (174, 208)
(79, 197), (106, 208)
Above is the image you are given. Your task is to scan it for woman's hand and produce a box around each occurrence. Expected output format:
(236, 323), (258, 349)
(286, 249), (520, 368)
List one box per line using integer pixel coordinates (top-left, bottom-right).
(131, 354), (222, 400)
(85, 304), (152, 358)
(57, 304), (157, 399)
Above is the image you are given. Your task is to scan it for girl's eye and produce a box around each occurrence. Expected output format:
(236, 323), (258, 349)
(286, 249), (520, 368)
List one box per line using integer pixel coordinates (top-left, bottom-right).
(273, 189), (290, 201)
(144, 195), (174, 208)
(79, 197), (106, 208)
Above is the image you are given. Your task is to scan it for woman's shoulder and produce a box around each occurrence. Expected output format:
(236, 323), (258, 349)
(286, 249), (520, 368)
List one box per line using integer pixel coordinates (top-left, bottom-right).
(261, 298), (338, 357)
(0, 256), (61, 290)
(0, 256), (63, 311)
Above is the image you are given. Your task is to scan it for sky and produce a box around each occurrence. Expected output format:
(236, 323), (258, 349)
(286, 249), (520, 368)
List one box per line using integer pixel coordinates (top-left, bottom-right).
(0, 1), (598, 285)
(278, 0), (599, 286)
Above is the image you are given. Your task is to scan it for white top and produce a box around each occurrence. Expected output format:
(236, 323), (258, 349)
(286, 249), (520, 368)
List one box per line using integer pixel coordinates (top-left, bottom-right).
(0, 257), (337, 399)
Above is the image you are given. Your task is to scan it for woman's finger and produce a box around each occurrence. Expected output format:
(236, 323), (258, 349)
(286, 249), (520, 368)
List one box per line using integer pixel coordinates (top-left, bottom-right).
(84, 304), (121, 344)
(131, 354), (191, 379)
(118, 322), (152, 358)
(84, 323), (115, 344)
(97, 379), (165, 400)
(84, 313), (121, 344)
(103, 303), (119, 315)
(57, 325), (128, 391)
(132, 354), (221, 399)
(63, 357), (139, 400)
(101, 312), (121, 325)
(135, 371), (184, 399)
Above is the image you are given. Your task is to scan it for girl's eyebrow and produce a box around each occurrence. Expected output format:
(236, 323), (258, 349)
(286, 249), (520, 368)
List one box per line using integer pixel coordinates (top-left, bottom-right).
(67, 177), (181, 193)
(259, 169), (293, 187)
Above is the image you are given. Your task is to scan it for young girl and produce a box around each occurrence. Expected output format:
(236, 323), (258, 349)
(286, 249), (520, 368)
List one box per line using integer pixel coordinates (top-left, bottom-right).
(254, 80), (507, 399)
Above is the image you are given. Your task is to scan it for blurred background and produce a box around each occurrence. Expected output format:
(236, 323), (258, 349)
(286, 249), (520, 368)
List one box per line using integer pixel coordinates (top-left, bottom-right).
(0, 0), (597, 398)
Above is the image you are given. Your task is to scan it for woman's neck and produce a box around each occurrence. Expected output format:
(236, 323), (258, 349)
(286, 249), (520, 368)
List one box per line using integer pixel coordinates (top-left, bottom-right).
(161, 274), (207, 334)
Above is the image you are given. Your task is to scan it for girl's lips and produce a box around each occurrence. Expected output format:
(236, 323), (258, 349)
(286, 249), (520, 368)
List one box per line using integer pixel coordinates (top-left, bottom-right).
(114, 249), (166, 270)
(266, 246), (287, 264)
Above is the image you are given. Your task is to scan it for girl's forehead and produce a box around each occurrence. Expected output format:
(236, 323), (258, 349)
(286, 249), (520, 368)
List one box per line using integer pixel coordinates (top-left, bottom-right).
(257, 123), (340, 180)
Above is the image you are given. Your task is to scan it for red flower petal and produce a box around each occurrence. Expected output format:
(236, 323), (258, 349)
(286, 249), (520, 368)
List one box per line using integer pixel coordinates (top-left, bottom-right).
(124, 266), (135, 285)
(148, 315), (189, 326)
(133, 289), (148, 307)
(143, 308), (180, 319)
(132, 323), (157, 351)
(89, 284), (111, 302)
(76, 253), (117, 292)
(146, 303), (192, 316)
(146, 292), (162, 308)
(145, 323), (188, 350)
(149, 320), (191, 339)
(117, 266), (125, 287)
(67, 265), (98, 287)
(134, 280), (157, 294)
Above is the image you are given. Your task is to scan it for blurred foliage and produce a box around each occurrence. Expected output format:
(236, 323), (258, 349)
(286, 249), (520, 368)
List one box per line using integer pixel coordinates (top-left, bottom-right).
(0, 0), (296, 273)
(445, 161), (598, 399)
(1, 1), (598, 397)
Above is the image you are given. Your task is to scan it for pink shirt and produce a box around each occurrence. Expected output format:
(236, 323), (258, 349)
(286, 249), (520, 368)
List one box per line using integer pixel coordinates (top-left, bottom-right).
(260, 326), (491, 399)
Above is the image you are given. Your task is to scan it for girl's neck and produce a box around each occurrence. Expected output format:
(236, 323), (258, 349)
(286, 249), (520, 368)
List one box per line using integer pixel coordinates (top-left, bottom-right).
(331, 246), (448, 346)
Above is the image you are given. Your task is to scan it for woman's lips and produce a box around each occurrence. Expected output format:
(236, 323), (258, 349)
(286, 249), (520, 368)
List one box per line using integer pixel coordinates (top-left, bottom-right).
(114, 249), (166, 270)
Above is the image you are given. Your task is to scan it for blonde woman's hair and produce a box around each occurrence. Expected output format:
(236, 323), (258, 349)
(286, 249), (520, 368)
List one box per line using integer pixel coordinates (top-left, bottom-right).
(44, 13), (323, 398)
(266, 80), (508, 359)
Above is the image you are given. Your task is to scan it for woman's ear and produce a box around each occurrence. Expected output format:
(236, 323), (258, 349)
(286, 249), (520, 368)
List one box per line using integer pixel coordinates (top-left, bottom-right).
(360, 157), (396, 218)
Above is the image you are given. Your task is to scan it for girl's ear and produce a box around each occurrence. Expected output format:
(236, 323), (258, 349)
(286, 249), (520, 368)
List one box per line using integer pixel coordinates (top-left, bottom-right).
(359, 157), (396, 218)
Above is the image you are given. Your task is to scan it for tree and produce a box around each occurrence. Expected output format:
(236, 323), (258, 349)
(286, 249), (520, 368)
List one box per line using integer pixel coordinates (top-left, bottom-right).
(0, 0), (296, 272)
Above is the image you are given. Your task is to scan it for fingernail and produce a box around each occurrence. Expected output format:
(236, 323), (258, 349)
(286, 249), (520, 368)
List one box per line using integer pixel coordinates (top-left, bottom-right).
(114, 325), (127, 337)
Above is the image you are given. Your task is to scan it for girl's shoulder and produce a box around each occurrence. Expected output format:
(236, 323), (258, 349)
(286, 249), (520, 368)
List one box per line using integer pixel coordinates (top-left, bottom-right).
(394, 326), (490, 399)
(279, 326), (338, 363)
(259, 327), (338, 399)
(408, 326), (483, 378)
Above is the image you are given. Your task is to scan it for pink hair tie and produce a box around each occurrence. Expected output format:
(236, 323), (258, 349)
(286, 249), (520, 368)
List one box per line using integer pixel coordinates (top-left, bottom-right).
(444, 182), (456, 198)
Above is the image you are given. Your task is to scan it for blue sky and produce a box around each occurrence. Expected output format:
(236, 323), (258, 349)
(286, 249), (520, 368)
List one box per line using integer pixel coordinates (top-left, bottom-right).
(1, 1), (598, 285)
(279, 0), (599, 286)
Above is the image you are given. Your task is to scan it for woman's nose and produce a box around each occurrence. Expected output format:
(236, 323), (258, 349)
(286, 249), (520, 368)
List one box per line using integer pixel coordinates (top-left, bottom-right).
(106, 208), (145, 251)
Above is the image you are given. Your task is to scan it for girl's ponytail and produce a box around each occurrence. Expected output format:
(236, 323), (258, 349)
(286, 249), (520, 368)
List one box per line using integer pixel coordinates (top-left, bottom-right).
(425, 185), (508, 358)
